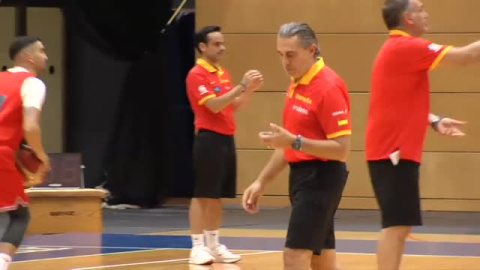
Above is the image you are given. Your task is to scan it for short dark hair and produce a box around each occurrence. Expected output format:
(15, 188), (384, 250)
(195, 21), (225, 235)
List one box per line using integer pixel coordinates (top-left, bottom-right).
(194, 25), (221, 53)
(382, 0), (410, 30)
(9, 36), (41, 60)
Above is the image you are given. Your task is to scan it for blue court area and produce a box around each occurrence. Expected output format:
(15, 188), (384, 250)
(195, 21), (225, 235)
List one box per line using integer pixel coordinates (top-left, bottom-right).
(15, 234), (191, 261)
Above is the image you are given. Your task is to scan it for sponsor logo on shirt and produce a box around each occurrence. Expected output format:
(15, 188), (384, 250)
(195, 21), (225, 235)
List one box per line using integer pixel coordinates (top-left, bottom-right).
(198, 85), (209, 95)
(295, 93), (312, 104)
(332, 109), (348, 116)
(292, 105), (308, 115)
(428, 43), (442, 53)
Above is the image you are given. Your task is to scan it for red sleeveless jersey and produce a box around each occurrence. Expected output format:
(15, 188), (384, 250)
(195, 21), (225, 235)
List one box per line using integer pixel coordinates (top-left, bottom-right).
(0, 71), (35, 212)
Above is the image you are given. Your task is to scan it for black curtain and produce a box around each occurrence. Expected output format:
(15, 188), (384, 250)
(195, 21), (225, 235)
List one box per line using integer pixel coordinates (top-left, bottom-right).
(165, 11), (196, 198)
(64, 0), (189, 207)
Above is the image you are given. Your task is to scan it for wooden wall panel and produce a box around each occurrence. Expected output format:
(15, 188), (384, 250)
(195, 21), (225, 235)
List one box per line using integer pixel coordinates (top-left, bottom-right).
(222, 34), (480, 93)
(237, 150), (289, 196)
(27, 8), (64, 153)
(0, 8), (15, 69)
(221, 34), (290, 92)
(198, 0), (480, 34)
(197, 0), (385, 34)
(350, 94), (369, 151)
(420, 153), (480, 199)
(422, 0), (480, 33)
(343, 151), (374, 197)
(234, 92), (283, 150)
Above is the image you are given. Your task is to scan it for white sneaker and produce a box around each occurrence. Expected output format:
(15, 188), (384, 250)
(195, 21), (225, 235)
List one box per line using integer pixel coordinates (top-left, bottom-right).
(189, 246), (215, 265)
(0, 254), (11, 270)
(209, 244), (241, 263)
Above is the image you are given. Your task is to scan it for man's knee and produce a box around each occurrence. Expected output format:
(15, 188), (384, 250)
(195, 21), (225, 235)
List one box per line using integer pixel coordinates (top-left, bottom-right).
(284, 248), (312, 270)
(2, 206), (31, 247)
(382, 225), (412, 241)
(310, 250), (340, 270)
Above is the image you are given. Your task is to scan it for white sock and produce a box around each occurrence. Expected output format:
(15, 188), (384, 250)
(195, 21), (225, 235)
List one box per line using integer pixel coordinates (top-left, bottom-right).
(0, 253), (11, 270)
(205, 230), (219, 249)
(191, 234), (204, 248)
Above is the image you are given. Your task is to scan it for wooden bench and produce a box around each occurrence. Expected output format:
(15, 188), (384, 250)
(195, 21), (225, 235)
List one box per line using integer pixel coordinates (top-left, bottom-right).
(25, 189), (106, 235)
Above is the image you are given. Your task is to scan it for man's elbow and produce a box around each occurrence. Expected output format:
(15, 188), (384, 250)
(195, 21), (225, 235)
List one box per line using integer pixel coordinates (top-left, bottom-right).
(203, 100), (222, 114)
(23, 121), (38, 133)
(207, 106), (221, 114)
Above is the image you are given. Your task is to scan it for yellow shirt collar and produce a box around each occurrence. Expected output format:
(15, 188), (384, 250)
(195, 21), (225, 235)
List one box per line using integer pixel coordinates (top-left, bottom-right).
(288, 58), (325, 98)
(294, 57), (325, 85)
(196, 58), (224, 75)
(389, 30), (411, 37)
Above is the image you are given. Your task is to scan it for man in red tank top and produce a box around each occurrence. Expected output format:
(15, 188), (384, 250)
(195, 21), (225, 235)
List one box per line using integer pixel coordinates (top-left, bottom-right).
(0, 36), (51, 270)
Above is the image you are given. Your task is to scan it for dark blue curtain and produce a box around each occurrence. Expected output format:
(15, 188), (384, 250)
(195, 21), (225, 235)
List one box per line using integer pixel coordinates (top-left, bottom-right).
(64, 0), (190, 207)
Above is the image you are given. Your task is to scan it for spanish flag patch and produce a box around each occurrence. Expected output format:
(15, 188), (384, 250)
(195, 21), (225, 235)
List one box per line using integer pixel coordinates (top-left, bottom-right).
(338, 119), (349, 126)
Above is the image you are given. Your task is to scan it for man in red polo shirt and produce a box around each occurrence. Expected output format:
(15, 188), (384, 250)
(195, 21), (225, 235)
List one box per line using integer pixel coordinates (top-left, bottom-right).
(0, 36), (51, 270)
(186, 25), (263, 265)
(242, 22), (351, 270)
(367, 1), (480, 269)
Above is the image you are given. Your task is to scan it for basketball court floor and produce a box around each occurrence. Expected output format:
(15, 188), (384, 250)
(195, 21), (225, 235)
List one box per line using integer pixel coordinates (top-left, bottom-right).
(2, 206), (480, 269)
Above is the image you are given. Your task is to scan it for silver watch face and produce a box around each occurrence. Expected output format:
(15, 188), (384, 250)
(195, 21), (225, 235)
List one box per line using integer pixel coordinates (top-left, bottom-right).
(292, 137), (301, 150)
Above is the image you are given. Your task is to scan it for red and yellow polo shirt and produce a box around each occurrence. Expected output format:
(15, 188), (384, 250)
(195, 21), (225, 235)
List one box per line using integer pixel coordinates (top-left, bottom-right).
(366, 30), (452, 163)
(186, 58), (236, 135)
(283, 58), (352, 163)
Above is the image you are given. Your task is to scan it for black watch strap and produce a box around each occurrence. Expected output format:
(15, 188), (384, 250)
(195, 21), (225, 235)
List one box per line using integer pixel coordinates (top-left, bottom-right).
(431, 117), (444, 131)
(292, 135), (303, 150)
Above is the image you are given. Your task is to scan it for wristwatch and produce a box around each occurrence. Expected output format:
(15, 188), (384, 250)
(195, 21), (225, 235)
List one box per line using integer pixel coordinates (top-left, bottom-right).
(431, 116), (444, 131)
(291, 134), (303, 150)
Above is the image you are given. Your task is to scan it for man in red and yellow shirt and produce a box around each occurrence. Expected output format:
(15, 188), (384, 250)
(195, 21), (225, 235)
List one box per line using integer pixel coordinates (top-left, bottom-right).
(186, 25), (263, 265)
(243, 23), (351, 270)
(0, 36), (51, 270)
(366, 1), (480, 269)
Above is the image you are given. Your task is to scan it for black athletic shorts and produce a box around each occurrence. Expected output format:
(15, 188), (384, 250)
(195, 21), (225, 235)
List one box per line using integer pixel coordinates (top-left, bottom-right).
(368, 159), (422, 228)
(192, 129), (236, 199)
(285, 160), (348, 255)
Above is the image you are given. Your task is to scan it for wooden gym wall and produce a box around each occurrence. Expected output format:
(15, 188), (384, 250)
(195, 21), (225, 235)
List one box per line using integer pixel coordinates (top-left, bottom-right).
(0, 7), (64, 153)
(196, 0), (480, 211)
